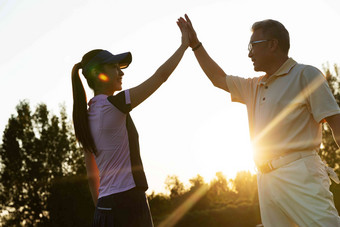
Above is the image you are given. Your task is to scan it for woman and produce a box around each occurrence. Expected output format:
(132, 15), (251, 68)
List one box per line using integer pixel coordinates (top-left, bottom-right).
(71, 19), (189, 226)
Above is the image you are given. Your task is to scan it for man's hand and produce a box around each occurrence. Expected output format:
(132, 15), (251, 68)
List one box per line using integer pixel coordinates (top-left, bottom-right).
(178, 14), (200, 48)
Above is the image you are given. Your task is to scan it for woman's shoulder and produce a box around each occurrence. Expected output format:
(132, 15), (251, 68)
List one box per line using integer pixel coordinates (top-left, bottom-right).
(107, 90), (132, 114)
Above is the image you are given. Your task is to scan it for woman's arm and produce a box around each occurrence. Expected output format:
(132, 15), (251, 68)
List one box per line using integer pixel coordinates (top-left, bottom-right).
(129, 19), (189, 109)
(83, 151), (100, 206)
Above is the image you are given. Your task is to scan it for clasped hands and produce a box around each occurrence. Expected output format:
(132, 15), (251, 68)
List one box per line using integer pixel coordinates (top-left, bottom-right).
(176, 14), (201, 50)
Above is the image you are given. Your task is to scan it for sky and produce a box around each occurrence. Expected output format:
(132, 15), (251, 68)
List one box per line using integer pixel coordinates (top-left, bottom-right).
(0, 0), (339, 193)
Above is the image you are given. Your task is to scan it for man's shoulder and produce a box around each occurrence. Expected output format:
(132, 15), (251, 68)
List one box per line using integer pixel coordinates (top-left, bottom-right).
(226, 74), (262, 82)
(292, 61), (320, 72)
(290, 62), (322, 78)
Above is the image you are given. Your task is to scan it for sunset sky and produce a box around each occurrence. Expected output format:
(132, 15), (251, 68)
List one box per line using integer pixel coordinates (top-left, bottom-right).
(1, 0), (339, 193)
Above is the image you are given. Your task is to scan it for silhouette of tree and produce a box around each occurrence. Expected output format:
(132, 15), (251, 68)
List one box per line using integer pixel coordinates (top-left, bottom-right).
(46, 175), (94, 227)
(0, 101), (84, 225)
(0, 64), (337, 226)
(189, 174), (205, 191)
(148, 191), (171, 222)
(233, 171), (257, 201)
(320, 64), (340, 174)
(165, 175), (185, 199)
(151, 171), (261, 227)
(207, 172), (236, 205)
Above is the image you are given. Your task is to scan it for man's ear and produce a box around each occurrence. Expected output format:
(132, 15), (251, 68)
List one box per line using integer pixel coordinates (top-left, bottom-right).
(270, 39), (279, 52)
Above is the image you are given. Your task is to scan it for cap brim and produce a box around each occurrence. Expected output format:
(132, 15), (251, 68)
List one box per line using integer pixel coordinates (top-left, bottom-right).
(103, 52), (132, 69)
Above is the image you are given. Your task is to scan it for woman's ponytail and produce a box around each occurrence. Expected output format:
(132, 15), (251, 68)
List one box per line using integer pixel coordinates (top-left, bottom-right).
(71, 62), (97, 154)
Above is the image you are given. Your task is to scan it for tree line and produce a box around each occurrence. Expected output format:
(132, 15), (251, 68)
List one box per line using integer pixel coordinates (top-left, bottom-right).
(0, 64), (339, 226)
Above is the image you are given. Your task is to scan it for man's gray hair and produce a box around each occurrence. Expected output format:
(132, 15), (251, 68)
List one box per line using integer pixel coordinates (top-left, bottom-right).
(252, 19), (290, 54)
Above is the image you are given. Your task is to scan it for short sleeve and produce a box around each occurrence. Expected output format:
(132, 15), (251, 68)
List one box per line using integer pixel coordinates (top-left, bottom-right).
(107, 90), (132, 114)
(225, 75), (258, 104)
(302, 66), (340, 123)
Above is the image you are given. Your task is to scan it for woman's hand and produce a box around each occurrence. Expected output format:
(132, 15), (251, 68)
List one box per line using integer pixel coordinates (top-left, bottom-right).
(177, 17), (190, 49)
(128, 17), (189, 109)
(176, 14), (201, 49)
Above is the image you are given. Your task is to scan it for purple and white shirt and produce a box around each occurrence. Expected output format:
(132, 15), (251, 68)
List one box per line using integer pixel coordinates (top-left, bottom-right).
(88, 90), (148, 199)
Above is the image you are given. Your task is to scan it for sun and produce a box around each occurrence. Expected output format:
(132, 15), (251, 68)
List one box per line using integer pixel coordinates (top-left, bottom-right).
(189, 104), (256, 183)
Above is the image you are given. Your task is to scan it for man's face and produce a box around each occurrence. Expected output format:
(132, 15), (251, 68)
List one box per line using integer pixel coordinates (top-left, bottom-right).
(248, 29), (271, 72)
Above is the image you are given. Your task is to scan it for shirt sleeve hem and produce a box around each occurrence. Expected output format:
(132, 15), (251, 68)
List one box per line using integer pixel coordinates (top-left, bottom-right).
(315, 109), (340, 123)
(225, 76), (245, 104)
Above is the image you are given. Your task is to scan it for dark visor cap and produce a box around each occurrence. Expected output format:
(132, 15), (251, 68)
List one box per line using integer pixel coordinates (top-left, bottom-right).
(82, 50), (132, 76)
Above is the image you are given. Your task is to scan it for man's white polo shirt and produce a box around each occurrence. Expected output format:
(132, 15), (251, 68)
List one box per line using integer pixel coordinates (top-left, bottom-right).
(225, 58), (340, 164)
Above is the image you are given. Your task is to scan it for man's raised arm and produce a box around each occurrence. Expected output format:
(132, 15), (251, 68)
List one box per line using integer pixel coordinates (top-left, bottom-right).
(181, 14), (229, 92)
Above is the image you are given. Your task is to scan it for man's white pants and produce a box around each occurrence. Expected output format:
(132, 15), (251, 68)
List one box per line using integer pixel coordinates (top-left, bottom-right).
(258, 153), (340, 227)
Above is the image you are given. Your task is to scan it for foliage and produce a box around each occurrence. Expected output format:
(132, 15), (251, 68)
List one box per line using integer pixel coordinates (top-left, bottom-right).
(232, 171), (257, 202)
(45, 175), (94, 227)
(0, 64), (339, 226)
(165, 175), (185, 199)
(151, 171), (261, 227)
(320, 64), (340, 174)
(0, 101), (85, 226)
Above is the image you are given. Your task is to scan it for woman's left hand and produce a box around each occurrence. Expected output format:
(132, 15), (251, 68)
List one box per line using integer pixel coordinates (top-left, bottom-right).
(177, 17), (190, 48)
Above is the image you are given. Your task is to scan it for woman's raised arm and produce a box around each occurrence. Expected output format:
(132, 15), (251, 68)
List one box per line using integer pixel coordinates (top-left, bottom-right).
(129, 18), (189, 109)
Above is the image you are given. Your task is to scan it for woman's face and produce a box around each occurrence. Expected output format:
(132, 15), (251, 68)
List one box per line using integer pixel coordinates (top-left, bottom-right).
(100, 63), (124, 92)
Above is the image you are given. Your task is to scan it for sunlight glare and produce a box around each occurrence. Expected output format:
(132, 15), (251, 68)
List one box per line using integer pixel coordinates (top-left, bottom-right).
(252, 74), (326, 162)
(158, 184), (209, 227)
(190, 105), (256, 183)
(98, 73), (109, 82)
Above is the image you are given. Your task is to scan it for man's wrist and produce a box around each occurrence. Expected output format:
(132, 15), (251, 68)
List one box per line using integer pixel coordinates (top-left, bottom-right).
(192, 42), (202, 51)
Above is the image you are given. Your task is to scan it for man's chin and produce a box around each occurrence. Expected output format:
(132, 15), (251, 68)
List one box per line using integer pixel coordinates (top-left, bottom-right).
(253, 65), (263, 72)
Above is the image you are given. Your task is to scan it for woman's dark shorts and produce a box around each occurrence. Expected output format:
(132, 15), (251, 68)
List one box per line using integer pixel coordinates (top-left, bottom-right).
(92, 188), (154, 227)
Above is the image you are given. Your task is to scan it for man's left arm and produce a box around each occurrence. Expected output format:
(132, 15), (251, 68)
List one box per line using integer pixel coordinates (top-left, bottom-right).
(325, 113), (340, 148)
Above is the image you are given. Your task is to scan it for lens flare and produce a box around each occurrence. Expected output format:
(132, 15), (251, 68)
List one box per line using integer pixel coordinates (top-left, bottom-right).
(252, 74), (326, 161)
(98, 73), (109, 82)
(158, 185), (209, 227)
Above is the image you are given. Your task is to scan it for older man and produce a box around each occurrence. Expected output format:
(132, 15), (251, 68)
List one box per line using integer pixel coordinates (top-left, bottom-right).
(180, 14), (340, 226)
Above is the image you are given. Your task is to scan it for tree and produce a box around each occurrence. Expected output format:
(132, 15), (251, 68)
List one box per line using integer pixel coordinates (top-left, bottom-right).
(207, 172), (236, 205)
(233, 171), (257, 202)
(165, 175), (185, 199)
(0, 101), (85, 225)
(151, 172), (261, 227)
(148, 191), (171, 223)
(189, 174), (206, 191)
(187, 174), (209, 210)
(320, 64), (340, 174)
(46, 175), (94, 227)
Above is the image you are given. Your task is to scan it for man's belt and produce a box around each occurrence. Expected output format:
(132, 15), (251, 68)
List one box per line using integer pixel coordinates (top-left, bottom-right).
(257, 151), (317, 174)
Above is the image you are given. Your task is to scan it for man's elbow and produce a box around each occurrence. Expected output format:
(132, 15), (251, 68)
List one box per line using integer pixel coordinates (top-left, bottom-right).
(212, 79), (229, 92)
(326, 113), (340, 147)
(325, 114), (340, 129)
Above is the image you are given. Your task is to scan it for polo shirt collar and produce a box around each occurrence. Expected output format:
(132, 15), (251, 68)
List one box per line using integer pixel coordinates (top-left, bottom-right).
(259, 58), (297, 85)
(272, 57), (297, 77)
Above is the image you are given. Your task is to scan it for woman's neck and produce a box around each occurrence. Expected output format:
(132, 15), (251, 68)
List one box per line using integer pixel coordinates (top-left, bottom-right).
(94, 89), (113, 96)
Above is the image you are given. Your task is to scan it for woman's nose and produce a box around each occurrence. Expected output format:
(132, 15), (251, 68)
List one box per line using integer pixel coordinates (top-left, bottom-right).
(119, 68), (124, 76)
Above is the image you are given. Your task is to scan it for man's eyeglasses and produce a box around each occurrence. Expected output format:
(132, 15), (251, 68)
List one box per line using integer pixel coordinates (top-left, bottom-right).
(248, 40), (270, 52)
